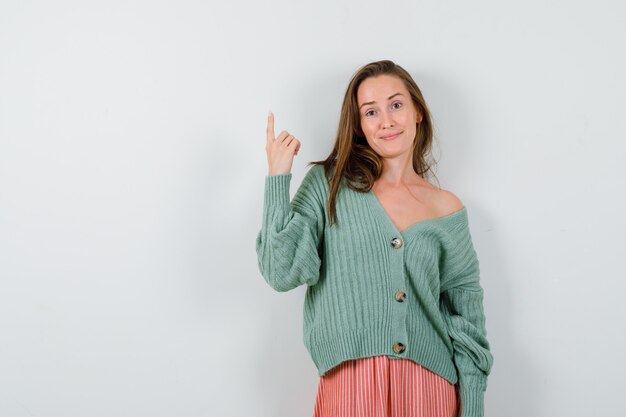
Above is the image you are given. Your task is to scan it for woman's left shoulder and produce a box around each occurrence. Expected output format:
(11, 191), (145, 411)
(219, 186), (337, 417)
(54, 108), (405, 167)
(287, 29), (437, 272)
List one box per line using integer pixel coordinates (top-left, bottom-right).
(433, 188), (465, 217)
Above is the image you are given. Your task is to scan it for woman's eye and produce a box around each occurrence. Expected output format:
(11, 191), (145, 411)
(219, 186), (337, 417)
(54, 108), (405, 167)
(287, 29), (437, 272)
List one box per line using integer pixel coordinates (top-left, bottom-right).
(365, 110), (376, 117)
(392, 102), (402, 109)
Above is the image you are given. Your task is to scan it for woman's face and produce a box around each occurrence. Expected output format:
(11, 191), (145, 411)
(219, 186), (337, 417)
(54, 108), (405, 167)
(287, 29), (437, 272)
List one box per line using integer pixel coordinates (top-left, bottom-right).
(356, 74), (422, 159)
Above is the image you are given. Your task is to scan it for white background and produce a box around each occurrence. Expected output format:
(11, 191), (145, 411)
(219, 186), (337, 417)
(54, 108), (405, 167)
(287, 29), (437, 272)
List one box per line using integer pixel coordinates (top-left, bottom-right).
(1, 0), (625, 416)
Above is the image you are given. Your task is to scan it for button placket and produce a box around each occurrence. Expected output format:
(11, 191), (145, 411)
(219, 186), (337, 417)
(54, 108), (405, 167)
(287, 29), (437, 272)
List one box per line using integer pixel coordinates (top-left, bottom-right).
(389, 235), (408, 356)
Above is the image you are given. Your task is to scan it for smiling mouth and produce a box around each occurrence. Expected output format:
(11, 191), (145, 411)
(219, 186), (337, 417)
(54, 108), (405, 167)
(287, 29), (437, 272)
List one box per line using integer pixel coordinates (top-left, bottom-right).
(380, 131), (402, 140)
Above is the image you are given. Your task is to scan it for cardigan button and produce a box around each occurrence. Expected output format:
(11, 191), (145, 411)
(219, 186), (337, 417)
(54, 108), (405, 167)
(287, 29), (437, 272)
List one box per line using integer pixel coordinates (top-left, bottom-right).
(393, 342), (406, 354)
(394, 291), (406, 302)
(391, 237), (403, 248)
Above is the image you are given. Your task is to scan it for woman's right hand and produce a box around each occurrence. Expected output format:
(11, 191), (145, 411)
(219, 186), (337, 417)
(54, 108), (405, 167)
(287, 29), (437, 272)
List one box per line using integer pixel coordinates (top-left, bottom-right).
(265, 111), (301, 176)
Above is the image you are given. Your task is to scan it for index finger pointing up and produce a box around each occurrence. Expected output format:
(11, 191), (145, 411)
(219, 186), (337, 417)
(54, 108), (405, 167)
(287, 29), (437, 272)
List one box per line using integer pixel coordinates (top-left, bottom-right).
(266, 111), (275, 144)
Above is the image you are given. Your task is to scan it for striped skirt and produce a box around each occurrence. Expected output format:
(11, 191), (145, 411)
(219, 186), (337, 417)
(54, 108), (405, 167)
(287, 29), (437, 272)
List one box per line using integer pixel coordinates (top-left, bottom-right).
(312, 355), (459, 417)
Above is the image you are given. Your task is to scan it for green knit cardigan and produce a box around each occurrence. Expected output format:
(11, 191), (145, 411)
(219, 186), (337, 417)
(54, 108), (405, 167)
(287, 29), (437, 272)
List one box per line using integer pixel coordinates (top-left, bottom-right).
(255, 164), (494, 417)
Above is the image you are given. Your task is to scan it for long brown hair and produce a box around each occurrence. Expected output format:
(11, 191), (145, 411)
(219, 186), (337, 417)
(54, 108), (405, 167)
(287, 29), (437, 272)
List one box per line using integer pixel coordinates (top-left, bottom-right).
(307, 59), (440, 226)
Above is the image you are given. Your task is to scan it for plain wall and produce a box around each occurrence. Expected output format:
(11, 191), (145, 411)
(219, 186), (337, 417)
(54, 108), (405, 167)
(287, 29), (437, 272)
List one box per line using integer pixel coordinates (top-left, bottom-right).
(1, 0), (625, 416)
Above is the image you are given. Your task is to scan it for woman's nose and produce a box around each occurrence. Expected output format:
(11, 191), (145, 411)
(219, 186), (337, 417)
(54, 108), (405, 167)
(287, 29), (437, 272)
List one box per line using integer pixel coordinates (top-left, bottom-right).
(381, 110), (394, 128)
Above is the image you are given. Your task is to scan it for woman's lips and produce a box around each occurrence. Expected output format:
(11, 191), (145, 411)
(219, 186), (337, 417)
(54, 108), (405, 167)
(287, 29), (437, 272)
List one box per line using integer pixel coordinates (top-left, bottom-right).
(380, 131), (402, 141)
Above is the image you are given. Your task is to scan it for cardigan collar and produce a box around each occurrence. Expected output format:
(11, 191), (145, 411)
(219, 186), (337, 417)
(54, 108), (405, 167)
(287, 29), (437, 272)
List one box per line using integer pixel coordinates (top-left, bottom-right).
(364, 189), (468, 240)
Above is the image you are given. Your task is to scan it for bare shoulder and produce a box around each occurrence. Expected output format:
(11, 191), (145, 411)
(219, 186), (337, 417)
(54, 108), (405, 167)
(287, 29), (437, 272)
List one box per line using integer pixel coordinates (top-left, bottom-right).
(434, 188), (465, 216)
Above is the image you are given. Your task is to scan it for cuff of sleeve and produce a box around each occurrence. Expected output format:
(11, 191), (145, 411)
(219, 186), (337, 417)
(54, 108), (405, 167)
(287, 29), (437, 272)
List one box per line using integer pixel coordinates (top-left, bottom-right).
(264, 173), (292, 209)
(458, 376), (486, 417)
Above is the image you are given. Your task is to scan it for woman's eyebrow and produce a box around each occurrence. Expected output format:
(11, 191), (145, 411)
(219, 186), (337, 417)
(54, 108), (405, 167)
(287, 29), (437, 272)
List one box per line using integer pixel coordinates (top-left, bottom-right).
(359, 93), (404, 109)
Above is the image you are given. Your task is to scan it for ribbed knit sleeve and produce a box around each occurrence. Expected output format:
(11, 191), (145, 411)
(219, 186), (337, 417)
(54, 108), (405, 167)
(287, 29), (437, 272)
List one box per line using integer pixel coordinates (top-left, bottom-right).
(255, 165), (325, 292)
(439, 217), (494, 417)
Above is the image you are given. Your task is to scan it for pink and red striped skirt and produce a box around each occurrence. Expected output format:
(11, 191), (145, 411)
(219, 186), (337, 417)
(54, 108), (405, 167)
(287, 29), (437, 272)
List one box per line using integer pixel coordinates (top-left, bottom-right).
(312, 355), (459, 417)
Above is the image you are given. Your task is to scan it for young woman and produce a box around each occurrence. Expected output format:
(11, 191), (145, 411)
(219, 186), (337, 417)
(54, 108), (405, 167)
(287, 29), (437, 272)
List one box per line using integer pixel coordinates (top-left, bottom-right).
(256, 60), (494, 417)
